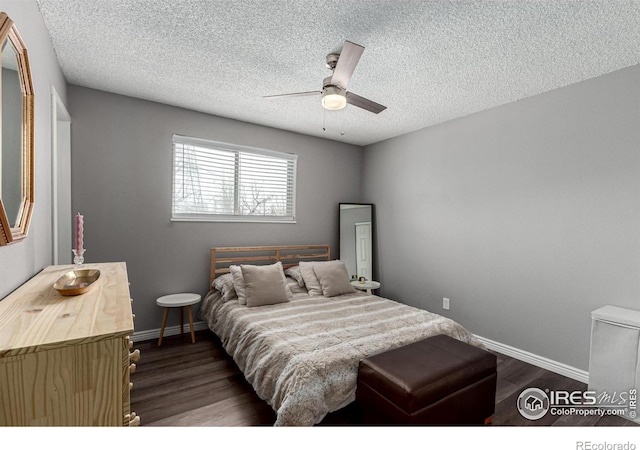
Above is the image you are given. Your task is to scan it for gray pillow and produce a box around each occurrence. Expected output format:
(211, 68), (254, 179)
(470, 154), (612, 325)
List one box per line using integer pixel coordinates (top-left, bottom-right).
(299, 261), (323, 296)
(230, 265), (247, 305)
(284, 265), (305, 287)
(241, 261), (291, 307)
(312, 260), (356, 297)
(285, 276), (309, 296)
(212, 273), (237, 301)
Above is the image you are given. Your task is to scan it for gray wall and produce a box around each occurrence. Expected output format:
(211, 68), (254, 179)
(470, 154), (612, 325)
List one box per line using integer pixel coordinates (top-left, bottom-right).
(68, 85), (363, 333)
(0, 1), (68, 298)
(362, 64), (640, 371)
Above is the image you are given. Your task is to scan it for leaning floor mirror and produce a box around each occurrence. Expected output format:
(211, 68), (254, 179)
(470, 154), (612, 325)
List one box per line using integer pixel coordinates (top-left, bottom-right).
(339, 203), (374, 281)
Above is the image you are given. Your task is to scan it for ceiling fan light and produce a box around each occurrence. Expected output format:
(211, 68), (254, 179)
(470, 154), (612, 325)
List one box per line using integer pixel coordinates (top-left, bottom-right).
(322, 94), (346, 110)
(321, 86), (347, 110)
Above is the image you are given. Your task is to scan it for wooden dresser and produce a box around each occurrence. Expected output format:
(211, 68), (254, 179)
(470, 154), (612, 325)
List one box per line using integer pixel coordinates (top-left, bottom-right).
(0, 262), (140, 426)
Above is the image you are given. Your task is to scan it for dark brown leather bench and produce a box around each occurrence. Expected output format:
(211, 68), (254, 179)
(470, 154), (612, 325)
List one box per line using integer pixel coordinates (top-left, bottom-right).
(356, 334), (497, 425)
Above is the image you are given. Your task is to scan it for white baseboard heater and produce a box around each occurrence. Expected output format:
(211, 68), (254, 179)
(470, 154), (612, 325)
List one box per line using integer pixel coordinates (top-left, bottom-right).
(588, 305), (640, 424)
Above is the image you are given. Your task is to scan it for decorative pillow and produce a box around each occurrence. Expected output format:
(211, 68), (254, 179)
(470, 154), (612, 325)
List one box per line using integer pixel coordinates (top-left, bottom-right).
(284, 265), (305, 287)
(285, 276), (308, 296)
(212, 273), (237, 301)
(299, 261), (323, 296)
(241, 261), (290, 307)
(312, 260), (356, 297)
(230, 265), (247, 305)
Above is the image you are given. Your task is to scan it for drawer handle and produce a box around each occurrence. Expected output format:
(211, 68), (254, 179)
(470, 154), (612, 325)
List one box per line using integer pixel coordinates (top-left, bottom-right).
(125, 412), (140, 426)
(129, 381), (133, 391)
(129, 349), (141, 362)
(129, 415), (141, 426)
(129, 363), (136, 374)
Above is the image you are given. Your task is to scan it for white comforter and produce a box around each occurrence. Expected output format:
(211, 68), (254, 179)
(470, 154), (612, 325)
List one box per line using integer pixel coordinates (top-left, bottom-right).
(200, 288), (483, 426)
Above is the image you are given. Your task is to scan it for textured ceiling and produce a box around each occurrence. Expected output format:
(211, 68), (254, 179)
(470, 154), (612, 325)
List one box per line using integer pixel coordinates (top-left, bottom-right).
(35, 0), (640, 146)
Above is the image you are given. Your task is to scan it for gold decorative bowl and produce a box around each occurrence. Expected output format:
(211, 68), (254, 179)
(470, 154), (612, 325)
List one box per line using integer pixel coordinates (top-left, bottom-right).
(54, 269), (101, 296)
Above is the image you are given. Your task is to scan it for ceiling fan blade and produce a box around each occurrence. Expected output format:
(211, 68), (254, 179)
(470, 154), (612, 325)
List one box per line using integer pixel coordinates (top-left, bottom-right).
(263, 91), (321, 99)
(330, 41), (364, 89)
(346, 92), (387, 114)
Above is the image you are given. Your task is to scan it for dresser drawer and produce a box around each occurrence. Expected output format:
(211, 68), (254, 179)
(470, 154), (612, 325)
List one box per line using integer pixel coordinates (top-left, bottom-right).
(0, 262), (135, 426)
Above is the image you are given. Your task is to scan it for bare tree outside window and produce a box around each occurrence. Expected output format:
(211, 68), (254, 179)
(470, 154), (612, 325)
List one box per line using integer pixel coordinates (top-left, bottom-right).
(172, 135), (297, 222)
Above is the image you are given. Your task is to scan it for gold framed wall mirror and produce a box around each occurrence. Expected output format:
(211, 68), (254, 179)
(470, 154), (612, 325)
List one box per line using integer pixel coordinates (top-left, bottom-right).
(0, 12), (34, 246)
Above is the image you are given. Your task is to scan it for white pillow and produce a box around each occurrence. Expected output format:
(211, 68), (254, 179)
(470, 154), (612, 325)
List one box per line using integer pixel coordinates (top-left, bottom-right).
(312, 260), (356, 297)
(230, 265), (247, 305)
(241, 262), (290, 307)
(299, 261), (323, 296)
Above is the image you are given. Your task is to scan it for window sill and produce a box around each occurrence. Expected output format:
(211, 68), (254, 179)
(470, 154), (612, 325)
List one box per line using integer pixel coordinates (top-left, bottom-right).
(170, 217), (297, 224)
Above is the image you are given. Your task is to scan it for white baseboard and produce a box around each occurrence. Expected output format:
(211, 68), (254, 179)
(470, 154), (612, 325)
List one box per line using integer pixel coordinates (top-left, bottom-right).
(132, 320), (210, 343)
(474, 334), (589, 384)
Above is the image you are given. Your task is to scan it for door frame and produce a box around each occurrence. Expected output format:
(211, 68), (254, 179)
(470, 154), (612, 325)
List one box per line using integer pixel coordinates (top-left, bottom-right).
(51, 86), (72, 265)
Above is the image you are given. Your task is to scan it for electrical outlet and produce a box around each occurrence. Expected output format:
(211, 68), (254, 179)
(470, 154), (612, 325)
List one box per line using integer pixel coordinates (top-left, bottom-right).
(443, 298), (450, 310)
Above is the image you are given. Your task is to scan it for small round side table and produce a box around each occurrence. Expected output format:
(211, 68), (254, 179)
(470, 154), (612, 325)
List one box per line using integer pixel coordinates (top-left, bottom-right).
(156, 293), (201, 346)
(351, 280), (381, 295)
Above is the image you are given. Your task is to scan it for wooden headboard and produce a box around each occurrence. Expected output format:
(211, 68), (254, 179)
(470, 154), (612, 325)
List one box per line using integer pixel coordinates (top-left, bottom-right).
(210, 245), (331, 286)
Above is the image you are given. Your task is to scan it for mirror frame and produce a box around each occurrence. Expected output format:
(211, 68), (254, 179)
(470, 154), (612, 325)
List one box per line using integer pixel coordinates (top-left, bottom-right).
(339, 202), (375, 281)
(0, 13), (34, 246)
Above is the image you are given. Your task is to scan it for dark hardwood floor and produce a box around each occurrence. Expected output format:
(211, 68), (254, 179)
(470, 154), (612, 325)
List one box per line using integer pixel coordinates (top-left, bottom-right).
(130, 329), (637, 427)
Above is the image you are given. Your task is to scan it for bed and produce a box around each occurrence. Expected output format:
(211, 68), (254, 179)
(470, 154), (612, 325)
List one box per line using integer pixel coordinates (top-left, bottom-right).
(200, 245), (483, 426)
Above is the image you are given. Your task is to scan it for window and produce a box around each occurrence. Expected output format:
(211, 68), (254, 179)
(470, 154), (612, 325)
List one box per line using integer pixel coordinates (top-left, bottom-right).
(172, 135), (297, 223)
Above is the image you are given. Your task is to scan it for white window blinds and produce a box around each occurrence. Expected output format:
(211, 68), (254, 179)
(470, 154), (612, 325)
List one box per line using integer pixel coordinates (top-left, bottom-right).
(172, 135), (297, 222)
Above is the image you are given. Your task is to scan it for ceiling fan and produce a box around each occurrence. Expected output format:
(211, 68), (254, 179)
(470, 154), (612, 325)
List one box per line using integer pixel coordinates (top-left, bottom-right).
(264, 40), (387, 114)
